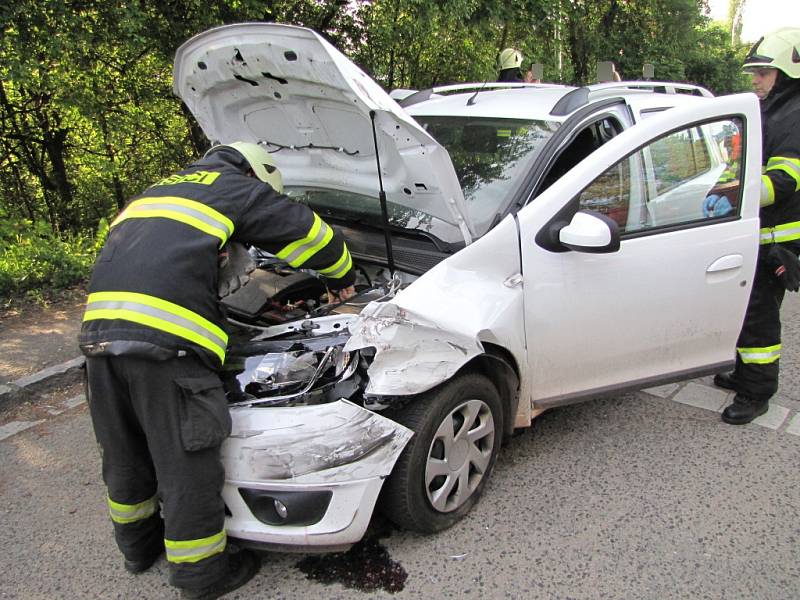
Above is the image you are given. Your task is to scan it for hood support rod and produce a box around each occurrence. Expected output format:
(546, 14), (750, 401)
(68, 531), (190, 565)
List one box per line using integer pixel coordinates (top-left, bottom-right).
(369, 111), (396, 276)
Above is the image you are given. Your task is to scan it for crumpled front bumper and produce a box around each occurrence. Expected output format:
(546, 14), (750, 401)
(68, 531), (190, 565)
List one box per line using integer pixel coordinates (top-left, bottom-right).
(221, 399), (413, 550)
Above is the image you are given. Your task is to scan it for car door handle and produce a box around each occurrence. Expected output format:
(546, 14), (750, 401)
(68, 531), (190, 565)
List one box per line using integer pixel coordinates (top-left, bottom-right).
(707, 254), (743, 273)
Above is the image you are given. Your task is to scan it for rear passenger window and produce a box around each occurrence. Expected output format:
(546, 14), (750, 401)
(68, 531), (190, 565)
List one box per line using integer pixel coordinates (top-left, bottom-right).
(577, 118), (743, 234)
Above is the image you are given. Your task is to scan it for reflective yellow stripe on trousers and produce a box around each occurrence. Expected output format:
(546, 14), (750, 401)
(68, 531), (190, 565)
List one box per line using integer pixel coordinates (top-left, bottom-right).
(737, 344), (781, 364)
(165, 530), (227, 564)
(111, 197), (234, 247)
(108, 494), (158, 524)
(83, 292), (228, 364)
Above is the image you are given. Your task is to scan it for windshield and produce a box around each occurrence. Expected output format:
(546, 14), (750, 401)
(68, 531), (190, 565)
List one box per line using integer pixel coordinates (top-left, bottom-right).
(414, 116), (559, 234)
(286, 187), (466, 246)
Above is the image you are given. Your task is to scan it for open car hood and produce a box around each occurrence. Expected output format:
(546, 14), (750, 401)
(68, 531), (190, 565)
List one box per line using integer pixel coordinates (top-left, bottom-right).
(173, 23), (474, 243)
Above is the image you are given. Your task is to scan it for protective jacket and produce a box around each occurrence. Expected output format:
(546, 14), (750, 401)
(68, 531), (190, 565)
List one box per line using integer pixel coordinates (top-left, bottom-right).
(497, 68), (523, 83)
(757, 76), (800, 238)
(79, 148), (355, 368)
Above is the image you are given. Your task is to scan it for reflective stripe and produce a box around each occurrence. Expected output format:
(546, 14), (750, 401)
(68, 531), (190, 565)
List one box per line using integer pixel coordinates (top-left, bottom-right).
(766, 156), (800, 191)
(760, 174), (775, 207)
(108, 494), (158, 525)
(276, 213), (334, 267)
(737, 344), (781, 364)
(111, 197), (234, 247)
(317, 245), (353, 279)
(759, 221), (800, 244)
(165, 530), (226, 564)
(83, 291), (228, 364)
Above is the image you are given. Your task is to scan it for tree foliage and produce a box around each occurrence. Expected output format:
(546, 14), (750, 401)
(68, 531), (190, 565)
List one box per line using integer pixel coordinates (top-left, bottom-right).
(0, 0), (752, 264)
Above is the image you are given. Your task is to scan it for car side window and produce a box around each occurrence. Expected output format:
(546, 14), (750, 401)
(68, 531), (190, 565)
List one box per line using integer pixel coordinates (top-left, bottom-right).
(577, 118), (743, 235)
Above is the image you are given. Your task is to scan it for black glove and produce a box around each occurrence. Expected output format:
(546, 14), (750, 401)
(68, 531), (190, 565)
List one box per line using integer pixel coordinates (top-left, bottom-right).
(218, 242), (256, 298)
(766, 244), (800, 292)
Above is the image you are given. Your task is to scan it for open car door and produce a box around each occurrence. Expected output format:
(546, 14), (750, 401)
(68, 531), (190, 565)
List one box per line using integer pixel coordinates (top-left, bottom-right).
(517, 93), (761, 406)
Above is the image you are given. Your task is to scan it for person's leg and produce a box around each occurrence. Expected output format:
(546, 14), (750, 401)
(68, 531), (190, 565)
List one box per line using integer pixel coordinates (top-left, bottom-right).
(725, 262), (784, 423)
(85, 357), (164, 568)
(121, 356), (234, 590)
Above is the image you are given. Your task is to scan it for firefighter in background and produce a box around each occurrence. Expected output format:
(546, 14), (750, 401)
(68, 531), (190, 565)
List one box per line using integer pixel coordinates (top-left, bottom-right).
(79, 142), (356, 598)
(497, 48), (524, 82)
(715, 28), (800, 424)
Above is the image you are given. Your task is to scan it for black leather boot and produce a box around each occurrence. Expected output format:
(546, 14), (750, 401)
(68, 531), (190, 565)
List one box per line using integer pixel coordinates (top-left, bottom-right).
(713, 372), (738, 391)
(180, 549), (260, 600)
(721, 394), (768, 425)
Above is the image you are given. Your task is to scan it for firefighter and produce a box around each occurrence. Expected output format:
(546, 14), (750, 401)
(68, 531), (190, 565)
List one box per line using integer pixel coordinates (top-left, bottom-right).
(79, 142), (356, 597)
(715, 28), (800, 424)
(497, 48), (524, 82)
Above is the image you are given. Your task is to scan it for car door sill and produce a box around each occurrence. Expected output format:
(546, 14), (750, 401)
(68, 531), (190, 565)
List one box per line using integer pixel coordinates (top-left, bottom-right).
(533, 360), (734, 409)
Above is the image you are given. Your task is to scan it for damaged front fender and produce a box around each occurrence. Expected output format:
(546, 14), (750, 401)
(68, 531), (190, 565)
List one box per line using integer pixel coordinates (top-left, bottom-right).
(344, 301), (484, 396)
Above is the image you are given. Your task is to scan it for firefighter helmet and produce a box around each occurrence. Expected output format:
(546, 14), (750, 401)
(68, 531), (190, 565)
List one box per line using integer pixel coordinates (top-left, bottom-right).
(498, 48), (523, 71)
(206, 142), (283, 192)
(742, 27), (800, 79)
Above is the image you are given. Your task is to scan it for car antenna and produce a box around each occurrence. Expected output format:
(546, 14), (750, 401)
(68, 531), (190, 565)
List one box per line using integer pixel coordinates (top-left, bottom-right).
(467, 81), (489, 106)
(369, 110), (397, 277)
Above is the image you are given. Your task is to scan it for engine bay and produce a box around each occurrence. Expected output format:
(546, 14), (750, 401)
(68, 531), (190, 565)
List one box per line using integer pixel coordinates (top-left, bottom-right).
(220, 251), (409, 409)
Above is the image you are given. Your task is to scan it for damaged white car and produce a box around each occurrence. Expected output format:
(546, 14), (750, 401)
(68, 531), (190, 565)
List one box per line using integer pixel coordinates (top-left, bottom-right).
(173, 23), (762, 550)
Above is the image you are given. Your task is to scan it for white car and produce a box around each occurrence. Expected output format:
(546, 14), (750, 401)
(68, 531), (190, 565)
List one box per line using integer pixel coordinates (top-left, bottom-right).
(173, 23), (761, 550)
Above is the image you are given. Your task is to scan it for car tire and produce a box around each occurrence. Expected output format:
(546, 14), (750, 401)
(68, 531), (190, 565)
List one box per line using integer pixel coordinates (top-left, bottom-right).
(380, 372), (503, 533)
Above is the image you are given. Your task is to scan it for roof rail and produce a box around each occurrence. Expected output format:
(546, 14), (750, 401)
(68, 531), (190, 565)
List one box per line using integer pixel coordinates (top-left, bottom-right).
(389, 81), (567, 108)
(550, 80), (714, 116)
(586, 81), (714, 97)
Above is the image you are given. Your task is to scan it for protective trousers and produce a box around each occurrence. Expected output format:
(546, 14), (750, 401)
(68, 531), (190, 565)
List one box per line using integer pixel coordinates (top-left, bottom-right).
(734, 254), (785, 401)
(85, 354), (232, 589)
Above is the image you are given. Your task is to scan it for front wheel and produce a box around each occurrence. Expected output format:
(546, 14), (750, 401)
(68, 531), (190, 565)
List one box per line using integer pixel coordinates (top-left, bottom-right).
(379, 373), (503, 533)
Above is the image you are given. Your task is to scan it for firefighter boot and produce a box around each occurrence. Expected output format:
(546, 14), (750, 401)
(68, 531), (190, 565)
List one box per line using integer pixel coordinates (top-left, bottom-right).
(124, 550), (163, 574)
(713, 372), (738, 391)
(180, 549), (260, 600)
(721, 394), (769, 425)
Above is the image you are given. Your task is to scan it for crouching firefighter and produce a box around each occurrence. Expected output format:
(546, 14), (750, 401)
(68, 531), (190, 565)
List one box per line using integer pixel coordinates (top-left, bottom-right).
(715, 27), (800, 425)
(79, 142), (356, 598)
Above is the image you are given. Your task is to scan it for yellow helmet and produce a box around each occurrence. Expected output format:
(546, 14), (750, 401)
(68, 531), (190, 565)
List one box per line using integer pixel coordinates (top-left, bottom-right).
(206, 142), (283, 192)
(742, 27), (800, 79)
(498, 48), (523, 71)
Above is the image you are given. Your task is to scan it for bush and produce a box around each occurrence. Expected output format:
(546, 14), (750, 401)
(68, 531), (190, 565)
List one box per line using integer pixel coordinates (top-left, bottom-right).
(0, 223), (98, 304)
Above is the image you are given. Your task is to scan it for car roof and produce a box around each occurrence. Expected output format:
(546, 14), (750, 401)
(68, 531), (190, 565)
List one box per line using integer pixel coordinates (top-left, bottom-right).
(401, 81), (713, 122)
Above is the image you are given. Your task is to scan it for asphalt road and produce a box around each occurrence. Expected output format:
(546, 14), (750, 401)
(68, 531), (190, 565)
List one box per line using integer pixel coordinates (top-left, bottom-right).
(2, 297), (800, 599)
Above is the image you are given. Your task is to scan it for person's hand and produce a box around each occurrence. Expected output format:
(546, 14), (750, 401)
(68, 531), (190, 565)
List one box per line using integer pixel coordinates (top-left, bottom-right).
(327, 285), (356, 304)
(218, 243), (255, 298)
(767, 244), (800, 292)
(702, 194), (732, 218)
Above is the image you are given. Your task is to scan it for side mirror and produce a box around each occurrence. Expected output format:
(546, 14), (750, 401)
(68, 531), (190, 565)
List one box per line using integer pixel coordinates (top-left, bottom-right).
(557, 210), (620, 253)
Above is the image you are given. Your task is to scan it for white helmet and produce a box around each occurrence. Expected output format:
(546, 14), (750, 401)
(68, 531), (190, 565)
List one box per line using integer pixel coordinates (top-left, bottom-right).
(498, 48), (523, 71)
(206, 142), (283, 192)
(742, 27), (800, 79)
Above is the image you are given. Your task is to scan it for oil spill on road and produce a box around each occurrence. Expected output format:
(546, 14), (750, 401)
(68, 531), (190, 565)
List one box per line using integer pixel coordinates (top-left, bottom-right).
(294, 520), (407, 593)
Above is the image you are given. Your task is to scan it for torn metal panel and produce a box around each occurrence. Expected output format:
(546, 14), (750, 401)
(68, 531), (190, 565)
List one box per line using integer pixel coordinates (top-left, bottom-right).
(222, 400), (413, 483)
(346, 216), (530, 412)
(345, 302), (484, 395)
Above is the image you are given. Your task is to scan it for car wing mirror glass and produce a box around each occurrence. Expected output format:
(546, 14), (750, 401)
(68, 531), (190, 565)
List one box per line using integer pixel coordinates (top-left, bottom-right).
(557, 210), (620, 253)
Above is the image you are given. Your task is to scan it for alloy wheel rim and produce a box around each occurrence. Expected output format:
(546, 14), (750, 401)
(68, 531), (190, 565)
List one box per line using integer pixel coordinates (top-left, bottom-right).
(424, 398), (495, 513)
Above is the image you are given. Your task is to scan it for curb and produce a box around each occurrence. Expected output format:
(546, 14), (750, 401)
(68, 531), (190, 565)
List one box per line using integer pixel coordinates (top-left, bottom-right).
(0, 356), (85, 412)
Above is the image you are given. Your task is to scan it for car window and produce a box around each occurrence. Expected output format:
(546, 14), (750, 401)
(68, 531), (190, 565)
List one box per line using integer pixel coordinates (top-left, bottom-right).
(576, 118), (743, 234)
(538, 117), (624, 194)
(649, 126), (712, 195)
(415, 116), (559, 236)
